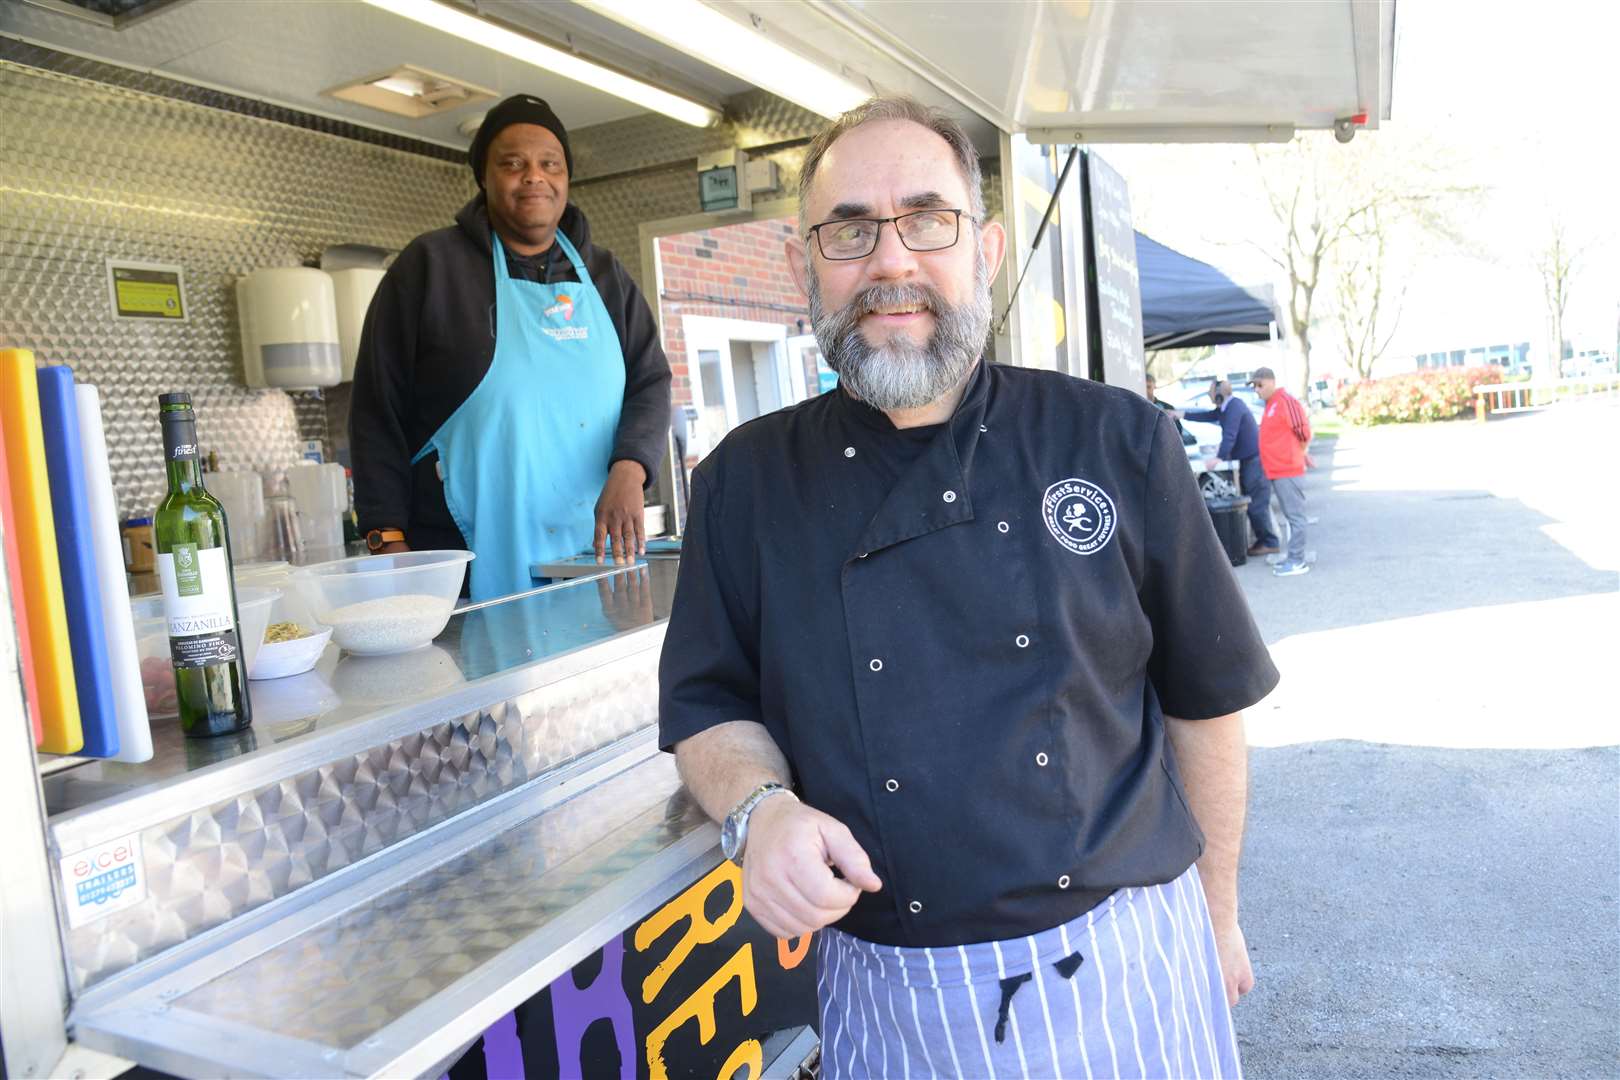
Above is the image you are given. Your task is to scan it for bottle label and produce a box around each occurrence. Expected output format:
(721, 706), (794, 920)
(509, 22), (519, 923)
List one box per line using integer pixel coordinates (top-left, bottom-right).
(157, 546), (239, 668)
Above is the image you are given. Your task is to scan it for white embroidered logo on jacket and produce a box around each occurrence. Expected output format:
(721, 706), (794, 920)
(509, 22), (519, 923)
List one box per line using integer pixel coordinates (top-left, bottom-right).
(1042, 477), (1118, 555)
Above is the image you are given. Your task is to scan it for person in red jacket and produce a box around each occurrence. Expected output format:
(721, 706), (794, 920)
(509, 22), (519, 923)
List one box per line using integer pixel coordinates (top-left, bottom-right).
(1252, 366), (1313, 576)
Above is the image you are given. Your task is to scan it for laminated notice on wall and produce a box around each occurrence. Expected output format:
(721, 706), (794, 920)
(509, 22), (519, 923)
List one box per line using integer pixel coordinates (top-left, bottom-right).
(107, 259), (187, 321)
(59, 833), (147, 927)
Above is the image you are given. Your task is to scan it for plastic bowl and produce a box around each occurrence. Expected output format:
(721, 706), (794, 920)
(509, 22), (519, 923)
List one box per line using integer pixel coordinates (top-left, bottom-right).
(291, 550), (473, 656)
(250, 625), (333, 681)
(130, 585), (279, 715)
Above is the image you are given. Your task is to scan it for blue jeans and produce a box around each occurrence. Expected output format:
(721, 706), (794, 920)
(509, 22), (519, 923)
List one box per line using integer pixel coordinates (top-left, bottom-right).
(1240, 456), (1278, 548)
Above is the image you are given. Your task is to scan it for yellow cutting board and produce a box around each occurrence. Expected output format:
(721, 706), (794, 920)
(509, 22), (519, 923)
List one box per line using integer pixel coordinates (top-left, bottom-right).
(0, 348), (83, 754)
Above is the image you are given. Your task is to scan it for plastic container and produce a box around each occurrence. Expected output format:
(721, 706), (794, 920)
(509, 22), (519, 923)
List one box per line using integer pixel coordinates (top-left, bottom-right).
(250, 626), (333, 681)
(131, 585), (279, 718)
(1205, 495), (1251, 567)
(292, 550), (473, 656)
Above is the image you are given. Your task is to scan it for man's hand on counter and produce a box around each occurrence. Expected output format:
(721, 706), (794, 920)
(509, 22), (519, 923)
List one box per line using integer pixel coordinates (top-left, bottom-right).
(594, 459), (647, 565)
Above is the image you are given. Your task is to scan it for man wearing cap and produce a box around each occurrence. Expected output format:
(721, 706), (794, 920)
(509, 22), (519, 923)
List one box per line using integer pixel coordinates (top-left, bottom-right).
(1251, 366), (1314, 576)
(351, 94), (671, 600)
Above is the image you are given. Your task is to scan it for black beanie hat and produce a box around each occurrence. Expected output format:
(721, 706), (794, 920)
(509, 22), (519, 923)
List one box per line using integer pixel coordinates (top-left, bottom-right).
(469, 94), (572, 188)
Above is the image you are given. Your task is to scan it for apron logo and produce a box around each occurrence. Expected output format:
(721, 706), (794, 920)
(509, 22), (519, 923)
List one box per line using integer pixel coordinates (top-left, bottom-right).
(544, 294), (575, 322)
(1042, 477), (1117, 555)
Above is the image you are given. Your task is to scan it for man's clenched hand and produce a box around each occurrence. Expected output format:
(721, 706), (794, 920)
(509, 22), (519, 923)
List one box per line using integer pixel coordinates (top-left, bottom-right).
(741, 797), (882, 939)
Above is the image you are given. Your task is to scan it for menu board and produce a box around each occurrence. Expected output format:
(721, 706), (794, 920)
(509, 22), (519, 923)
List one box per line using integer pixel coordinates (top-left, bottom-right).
(1081, 153), (1146, 392)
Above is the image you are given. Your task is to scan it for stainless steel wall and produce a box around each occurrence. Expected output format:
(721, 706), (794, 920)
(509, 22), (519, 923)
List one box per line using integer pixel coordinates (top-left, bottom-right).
(0, 59), (475, 519)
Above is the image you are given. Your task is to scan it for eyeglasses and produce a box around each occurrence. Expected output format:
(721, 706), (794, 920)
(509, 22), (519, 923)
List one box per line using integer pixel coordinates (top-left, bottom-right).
(807, 208), (970, 261)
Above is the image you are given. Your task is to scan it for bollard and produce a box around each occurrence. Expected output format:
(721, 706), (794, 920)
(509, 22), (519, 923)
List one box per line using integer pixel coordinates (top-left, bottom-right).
(1475, 393), (1488, 422)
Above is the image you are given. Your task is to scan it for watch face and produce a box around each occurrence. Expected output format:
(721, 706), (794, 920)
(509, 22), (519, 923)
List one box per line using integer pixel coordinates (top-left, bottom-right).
(720, 814), (742, 861)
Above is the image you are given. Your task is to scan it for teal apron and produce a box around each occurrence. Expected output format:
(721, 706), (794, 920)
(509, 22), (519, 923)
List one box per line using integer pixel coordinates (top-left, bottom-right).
(413, 231), (624, 601)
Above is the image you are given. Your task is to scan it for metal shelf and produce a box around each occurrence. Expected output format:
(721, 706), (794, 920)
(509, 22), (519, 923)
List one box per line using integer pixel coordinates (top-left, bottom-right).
(72, 737), (720, 1079)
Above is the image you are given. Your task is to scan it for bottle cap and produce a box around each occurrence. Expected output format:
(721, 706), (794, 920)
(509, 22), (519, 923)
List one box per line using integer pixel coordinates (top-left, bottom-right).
(158, 391), (192, 408)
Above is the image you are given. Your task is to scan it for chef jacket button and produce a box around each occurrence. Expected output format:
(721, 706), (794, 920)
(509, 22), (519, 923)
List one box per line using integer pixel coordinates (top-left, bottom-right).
(942, 490), (957, 503)
(908, 900), (923, 914)
(1036, 751), (1049, 767)
(1016, 634), (1030, 648)
(997, 521), (1009, 533)
(1058, 874), (1072, 889)
(979, 424), (988, 433)
(869, 658), (884, 672)
(885, 778), (900, 792)
(844, 446), (856, 458)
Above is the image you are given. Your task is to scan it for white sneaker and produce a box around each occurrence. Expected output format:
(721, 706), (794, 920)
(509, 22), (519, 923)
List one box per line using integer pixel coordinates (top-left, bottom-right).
(1272, 559), (1311, 577)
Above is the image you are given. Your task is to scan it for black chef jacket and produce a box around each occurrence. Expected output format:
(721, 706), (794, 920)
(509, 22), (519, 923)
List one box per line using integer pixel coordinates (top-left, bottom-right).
(658, 360), (1279, 948)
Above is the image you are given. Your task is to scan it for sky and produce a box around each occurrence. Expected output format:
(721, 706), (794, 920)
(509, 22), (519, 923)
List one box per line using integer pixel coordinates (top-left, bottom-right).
(1105, 0), (1619, 374)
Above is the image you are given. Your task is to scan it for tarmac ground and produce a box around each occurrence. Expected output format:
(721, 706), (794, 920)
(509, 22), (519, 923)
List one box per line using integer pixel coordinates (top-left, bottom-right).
(1229, 399), (1619, 1078)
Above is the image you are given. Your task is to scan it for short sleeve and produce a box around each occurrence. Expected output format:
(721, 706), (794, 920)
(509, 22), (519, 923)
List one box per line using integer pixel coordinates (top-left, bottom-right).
(657, 467), (764, 750)
(1139, 412), (1279, 719)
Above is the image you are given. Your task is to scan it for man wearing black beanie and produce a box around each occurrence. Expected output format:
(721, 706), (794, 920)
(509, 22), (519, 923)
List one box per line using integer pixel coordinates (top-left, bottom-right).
(350, 94), (672, 599)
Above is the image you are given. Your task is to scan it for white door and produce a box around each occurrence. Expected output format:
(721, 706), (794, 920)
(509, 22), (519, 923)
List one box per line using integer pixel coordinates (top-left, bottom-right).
(683, 316), (795, 458)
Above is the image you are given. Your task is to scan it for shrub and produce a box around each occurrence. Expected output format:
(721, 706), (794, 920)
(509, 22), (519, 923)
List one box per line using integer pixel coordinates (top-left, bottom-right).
(1338, 366), (1502, 425)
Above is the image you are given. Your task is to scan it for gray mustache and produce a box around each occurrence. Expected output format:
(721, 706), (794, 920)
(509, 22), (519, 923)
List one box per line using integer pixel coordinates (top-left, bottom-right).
(853, 284), (943, 317)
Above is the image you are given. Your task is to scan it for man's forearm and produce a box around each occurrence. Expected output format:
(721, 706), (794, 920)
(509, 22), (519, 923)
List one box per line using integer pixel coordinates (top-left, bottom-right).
(673, 720), (793, 825)
(1165, 711), (1248, 925)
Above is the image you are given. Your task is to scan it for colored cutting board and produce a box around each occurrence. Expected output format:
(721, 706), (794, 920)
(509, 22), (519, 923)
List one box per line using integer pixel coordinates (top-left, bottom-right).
(37, 366), (117, 758)
(0, 348), (81, 753)
(77, 384), (152, 762)
(0, 422), (43, 744)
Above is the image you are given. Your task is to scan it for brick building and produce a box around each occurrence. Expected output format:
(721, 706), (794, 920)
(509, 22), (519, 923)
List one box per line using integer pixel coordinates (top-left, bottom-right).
(655, 217), (825, 461)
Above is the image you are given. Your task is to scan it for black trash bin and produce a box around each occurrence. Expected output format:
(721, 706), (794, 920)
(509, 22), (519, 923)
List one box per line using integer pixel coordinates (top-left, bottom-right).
(1205, 494), (1251, 566)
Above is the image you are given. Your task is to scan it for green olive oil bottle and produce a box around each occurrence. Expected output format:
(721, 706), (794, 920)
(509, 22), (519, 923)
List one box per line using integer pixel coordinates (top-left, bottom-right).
(153, 392), (252, 737)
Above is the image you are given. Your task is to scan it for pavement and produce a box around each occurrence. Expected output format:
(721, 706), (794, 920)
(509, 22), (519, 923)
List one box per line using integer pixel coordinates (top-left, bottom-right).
(1227, 399), (1620, 1078)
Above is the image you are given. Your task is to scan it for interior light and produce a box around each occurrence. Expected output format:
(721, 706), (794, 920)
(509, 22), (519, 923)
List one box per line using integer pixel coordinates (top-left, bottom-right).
(581, 0), (870, 119)
(361, 0), (721, 128)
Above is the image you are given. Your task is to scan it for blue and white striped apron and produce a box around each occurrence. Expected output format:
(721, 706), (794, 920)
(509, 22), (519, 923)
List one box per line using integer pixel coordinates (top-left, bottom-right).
(815, 865), (1241, 1079)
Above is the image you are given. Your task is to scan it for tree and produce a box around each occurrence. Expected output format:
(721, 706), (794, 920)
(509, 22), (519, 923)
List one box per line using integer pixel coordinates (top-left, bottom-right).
(1534, 220), (1583, 378)
(1248, 133), (1476, 391)
(1333, 203), (1406, 379)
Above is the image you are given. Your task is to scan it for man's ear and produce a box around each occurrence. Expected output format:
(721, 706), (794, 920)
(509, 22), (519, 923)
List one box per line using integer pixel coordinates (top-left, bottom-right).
(979, 219), (1008, 282)
(785, 234), (811, 299)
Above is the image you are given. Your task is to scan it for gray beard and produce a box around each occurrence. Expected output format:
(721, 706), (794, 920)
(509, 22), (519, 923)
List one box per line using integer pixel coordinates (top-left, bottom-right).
(807, 254), (992, 412)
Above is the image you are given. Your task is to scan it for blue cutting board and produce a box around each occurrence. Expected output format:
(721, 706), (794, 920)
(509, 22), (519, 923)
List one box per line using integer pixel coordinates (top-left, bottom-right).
(37, 365), (118, 758)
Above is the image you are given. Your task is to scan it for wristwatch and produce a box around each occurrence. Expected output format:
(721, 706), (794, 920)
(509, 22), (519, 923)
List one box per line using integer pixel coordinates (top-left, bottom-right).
(720, 782), (796, 862)
(365, 527), (406, 552)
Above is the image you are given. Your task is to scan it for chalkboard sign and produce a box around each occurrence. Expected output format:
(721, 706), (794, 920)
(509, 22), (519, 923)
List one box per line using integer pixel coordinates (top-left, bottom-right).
(1081, 153), (1146, 392)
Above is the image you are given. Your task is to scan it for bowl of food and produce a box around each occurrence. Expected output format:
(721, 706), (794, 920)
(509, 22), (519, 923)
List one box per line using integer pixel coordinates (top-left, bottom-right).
(130, 585), (279, 715)
(249, 621), (333, 680)
(291, 550), (473, 656)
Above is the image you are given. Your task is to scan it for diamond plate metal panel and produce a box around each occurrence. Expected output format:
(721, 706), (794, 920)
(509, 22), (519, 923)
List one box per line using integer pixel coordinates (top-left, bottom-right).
(64, 647), (661, 992)
(0, 61), (475, 518)
(173, 757), (698, 1049)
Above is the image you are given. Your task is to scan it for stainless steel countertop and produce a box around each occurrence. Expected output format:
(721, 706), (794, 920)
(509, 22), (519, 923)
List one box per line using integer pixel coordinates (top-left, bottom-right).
(44, 561), (679, 821)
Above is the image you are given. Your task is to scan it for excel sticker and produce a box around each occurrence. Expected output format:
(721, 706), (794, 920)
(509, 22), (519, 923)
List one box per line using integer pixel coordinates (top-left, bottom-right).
(59, 834), (147, 928)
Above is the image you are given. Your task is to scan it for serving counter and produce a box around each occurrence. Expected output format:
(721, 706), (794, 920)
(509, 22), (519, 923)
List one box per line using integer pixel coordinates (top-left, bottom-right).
(11, 559), (819, 1079)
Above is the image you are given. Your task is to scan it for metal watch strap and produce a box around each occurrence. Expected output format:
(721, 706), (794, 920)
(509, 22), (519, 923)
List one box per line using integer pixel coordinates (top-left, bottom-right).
(723, 782), (795, 861)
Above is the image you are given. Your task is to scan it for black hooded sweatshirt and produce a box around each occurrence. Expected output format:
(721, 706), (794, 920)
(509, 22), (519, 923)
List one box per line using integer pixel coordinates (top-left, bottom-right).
(349, 194), (672, 551)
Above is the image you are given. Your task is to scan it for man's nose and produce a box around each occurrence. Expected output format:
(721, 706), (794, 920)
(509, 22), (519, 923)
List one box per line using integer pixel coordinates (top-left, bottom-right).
(864, 221), (918, 279)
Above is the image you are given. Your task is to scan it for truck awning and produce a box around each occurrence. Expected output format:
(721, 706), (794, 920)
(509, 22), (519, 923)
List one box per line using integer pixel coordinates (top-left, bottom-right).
(1137, 232), (1279, 350)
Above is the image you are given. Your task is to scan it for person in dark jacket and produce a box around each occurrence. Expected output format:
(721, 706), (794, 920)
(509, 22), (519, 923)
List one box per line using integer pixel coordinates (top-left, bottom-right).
(350, 94), (671, 600)
(1175, 379), (1279, 557)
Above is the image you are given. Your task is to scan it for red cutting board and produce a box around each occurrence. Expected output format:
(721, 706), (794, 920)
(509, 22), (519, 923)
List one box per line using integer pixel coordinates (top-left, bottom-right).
(0, 423), (43, 743)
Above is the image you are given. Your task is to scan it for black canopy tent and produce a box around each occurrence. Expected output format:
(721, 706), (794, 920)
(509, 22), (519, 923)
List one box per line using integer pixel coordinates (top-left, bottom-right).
(1136, 232), (1279, 350)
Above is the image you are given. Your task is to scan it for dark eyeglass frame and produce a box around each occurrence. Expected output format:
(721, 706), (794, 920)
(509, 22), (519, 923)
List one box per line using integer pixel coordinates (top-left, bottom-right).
(807, 208), (972, 261)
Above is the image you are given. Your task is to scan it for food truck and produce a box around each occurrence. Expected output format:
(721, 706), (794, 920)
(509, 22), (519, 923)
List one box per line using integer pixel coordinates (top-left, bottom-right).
(0, 2), (1394, 1076)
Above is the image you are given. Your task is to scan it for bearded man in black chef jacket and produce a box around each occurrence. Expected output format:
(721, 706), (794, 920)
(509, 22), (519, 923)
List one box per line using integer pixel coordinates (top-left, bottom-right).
(659, 97), (1279, 1080)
